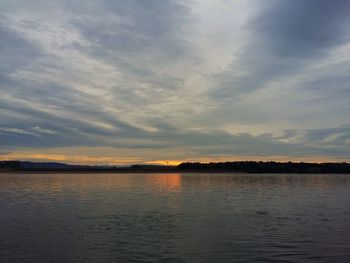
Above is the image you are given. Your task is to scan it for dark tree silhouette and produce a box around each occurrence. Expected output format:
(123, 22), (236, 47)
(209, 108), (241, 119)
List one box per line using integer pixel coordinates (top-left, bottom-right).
(177, 161), (350, 173)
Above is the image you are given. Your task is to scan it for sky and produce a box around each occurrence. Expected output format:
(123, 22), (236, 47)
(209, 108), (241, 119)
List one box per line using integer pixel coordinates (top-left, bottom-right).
(1, 0), (350, 165)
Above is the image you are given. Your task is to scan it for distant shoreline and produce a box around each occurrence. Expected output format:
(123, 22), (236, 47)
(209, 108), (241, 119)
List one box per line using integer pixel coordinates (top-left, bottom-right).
(0, 169), (246, 174)
(1, 170), (349, 174)
(1, 161), (350, 174)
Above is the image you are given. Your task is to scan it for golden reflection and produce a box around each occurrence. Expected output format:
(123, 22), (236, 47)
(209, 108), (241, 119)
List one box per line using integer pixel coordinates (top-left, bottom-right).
(0, 173), (183, 193)
(147, 174), (182, 190)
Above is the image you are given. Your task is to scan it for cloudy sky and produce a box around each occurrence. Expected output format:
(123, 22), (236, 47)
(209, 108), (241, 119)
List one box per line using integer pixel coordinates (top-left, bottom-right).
(1, 0), (350, 165)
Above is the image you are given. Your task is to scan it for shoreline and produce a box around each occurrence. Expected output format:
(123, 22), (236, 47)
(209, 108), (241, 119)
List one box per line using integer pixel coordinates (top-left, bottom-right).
(2, 161), (350, 174)
(1, 169), (349, 174)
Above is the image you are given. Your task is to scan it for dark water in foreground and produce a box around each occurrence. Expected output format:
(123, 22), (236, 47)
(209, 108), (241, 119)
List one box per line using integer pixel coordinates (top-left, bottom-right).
(1, 173), (350, 263)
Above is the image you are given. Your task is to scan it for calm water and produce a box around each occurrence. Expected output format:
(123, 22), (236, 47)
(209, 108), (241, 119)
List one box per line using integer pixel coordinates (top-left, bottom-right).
(1, 173), (350, 263)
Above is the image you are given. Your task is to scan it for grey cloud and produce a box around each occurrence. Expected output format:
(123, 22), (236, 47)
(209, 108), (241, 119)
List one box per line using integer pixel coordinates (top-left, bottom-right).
(66, 0), (195, 121)
(303, 124), (350, 145)
(251, 0), (350, 57)
(2, 95), (350, 159)
(70, 0), (191, 56)
(0, 24), (41, 76)
(211, 0), (350, 98)
(300, 65), (350, 97)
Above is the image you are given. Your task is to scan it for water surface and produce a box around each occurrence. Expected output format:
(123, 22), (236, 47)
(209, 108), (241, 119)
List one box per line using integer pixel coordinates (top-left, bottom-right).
(1, 173), (350, 262)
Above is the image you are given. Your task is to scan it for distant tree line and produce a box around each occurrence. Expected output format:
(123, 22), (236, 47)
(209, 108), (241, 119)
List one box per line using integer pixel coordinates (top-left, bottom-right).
(0, 161), (21, 169)
(177, 161), (350, 173)
(1, 160), (350, 173)
(0, 161), (177, 172)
